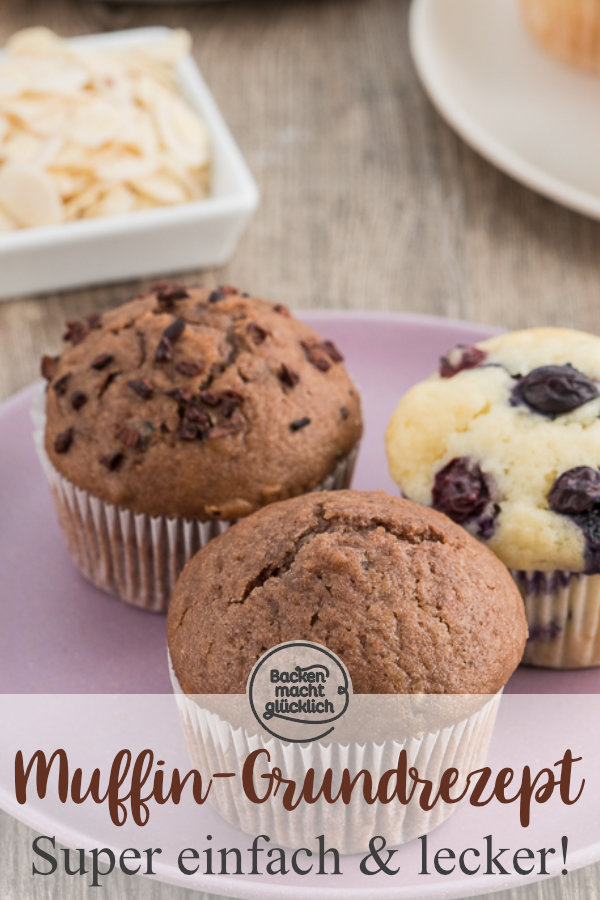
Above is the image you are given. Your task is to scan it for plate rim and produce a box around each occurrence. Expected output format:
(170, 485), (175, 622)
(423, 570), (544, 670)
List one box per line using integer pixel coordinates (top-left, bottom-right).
(409, 0), (600, 222)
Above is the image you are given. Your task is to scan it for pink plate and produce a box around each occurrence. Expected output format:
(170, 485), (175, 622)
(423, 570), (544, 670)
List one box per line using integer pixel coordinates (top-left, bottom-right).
(1, 311), (599, 899)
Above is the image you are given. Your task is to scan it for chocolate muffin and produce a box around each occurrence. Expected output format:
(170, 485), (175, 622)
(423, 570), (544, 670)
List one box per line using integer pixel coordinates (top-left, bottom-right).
(37, 283), (362, 610)
(168, 490), (526, 694)
(167, 490), (526, 853)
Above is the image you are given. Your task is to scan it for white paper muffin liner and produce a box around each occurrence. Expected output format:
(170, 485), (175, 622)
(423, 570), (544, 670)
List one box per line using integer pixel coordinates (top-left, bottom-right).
(32, 385), (358, 612)
(512, 568), (600, 668)
(169, 661), (501, 855)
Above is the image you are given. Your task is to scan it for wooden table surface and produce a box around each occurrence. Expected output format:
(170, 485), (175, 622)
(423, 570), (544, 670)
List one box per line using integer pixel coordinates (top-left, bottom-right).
(1, 0), (599, 897)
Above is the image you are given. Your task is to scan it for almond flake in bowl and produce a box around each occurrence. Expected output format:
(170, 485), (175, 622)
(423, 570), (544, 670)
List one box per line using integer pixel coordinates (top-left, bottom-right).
(0, 27), (211, 230)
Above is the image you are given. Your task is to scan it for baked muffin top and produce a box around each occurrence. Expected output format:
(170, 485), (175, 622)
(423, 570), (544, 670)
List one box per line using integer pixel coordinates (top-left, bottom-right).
(167, 490), (526, 694)
(386, 327), (600, 573)
(42, 284), (362, 520)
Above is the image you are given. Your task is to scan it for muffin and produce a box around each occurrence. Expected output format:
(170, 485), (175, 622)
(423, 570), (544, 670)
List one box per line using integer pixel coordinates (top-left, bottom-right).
(36, 283), (362, 611)
(386, 326), (600, 668)
(520, 0), (600, 71)
(167, 490), (526, 851)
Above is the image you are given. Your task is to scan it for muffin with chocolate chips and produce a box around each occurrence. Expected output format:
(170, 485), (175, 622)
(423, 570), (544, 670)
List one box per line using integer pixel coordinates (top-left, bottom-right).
(36, 283), (362, 611)
(386, 327), (600, 668)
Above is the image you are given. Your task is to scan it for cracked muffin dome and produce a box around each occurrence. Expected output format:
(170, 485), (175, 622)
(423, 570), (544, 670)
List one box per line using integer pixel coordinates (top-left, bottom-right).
(167, 490), (527, 694)
(385, 327), (600, 574)
(42, 283), (362, 520)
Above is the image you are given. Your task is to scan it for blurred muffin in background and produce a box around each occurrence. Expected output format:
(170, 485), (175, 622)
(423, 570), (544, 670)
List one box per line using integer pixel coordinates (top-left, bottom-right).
(520, 0), (600, 71)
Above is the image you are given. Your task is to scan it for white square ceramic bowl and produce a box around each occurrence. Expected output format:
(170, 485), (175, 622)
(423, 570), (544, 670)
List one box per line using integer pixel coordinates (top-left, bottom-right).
(0, 27), (259, 299)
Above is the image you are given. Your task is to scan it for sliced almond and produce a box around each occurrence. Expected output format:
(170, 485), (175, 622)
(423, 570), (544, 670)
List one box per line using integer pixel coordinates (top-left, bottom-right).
(0, 161), (62, 227)
(63, 181), (104, 219)
(131, 172), (188, 205)
(52, 170), (91, 199)
(67, 99), (124, 148)
(1, 130), (45, 163)
(83, 184), (137, 218)
(0, 204), (16, 231)
(140, 29), (191, 65)
(94, 149), (158, 183)
(155, 93), (210, 167)
(6, 27), (67, 57)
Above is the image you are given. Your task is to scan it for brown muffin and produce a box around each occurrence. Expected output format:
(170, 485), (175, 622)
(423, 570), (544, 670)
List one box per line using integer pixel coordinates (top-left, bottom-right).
(43, 284), (362, 520)
(37, 283), (362, 610)
(168, 490), (527, 694)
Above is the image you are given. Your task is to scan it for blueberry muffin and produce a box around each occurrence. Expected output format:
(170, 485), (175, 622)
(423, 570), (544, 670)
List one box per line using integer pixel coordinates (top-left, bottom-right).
(167, 490), (525, 851)
(37, 283), (362, 610)
(386, 326), (600, 668)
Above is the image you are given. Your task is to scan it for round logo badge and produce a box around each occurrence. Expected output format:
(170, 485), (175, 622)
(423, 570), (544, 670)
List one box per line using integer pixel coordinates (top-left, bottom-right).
(247, 641), (352, 743)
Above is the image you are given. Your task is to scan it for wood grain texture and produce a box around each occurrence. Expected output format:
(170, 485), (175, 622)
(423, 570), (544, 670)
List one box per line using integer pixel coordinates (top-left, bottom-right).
(0, 0), (598, 897)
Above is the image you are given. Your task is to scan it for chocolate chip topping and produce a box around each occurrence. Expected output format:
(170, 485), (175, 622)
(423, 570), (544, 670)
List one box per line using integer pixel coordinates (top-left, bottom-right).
(100, 452), (123, 471)
(91, 353), (114, 370)
(198, 390), (219, 406)
(432, 457), (493, 525)
(219, 390), (243, 418)
(209, 419), (244, 439)
(514, 365), (598, 415)
(71, 390), (87, 411)
(175, 360), (203, 377)
(279, 364), (300, 388)
(439, 345), (487, 378)
(179, 423), (199, 441)
(155, 318), (185, 362)
(322, 340), (344, 363)
(53, 373), (71, 395)
(301, 341), (331, 371)
(117, 425), (140, 448)
(54, 428), (73, 454)
(198, 390), (243, 417)
(128, 378), (154, 400)
(184, 405), (211, 428)
(301, 338), (344, 371)
(167, 386), (193, 404)
(290, 416), (311, 431)
(63, 320), (89, 345)
(208, 289), (225, 303)
(41, 355), (59, 381)
(246, 322), (268, 345)
(85, 312), (102, 330)
(62, 313), (101, 343)
(163, 318), (186, 343)
(156, 284), (189, 309)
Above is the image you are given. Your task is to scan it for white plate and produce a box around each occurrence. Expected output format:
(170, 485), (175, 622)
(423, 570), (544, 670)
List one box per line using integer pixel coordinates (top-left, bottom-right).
(410, 0), (600, 220)
(0, 28), (259, 299)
